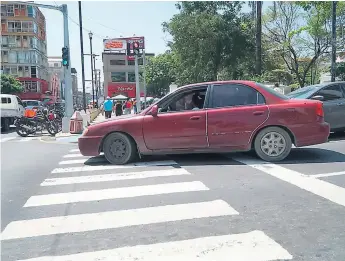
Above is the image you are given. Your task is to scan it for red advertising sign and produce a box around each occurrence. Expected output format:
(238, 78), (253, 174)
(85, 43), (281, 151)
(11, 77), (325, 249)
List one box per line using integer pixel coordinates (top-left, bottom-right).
(103, 36), (145, 51)
(108, 83), (136, 98)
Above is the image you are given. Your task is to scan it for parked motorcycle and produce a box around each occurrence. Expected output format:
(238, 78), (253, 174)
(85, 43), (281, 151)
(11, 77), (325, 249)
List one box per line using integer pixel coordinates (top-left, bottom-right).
(15, 108), (59, 137)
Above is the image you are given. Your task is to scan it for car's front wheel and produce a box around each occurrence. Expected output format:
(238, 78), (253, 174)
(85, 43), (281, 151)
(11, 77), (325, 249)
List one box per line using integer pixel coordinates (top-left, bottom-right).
(103, 132), (137, 165)
(254, 126), (292, 162)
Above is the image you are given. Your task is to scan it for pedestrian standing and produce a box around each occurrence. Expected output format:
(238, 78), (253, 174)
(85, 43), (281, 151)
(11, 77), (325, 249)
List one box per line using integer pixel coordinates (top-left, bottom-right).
(115, 100), (123, 116)
(124, 98), (132, 115)
(133, 99), (137, 114)
(103, 96), (113, 119)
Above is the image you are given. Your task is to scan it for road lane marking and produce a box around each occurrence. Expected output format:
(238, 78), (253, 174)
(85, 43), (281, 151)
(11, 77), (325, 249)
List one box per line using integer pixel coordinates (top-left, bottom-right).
(42, 168), (191, 186)
(52, 160), (178, 173)
(15, 230), (292, 261)
(24, 181), (209, 207)
(59, 158), (105, 165)
(1, 200), (238, 240)
(0, 137), (17, 143)
(232, 155), (345, 207)
(69, 149), (80, 152)
(312, 171), (345, 179)
(18, 137), (36, 142)
(63, 153), (85, 158)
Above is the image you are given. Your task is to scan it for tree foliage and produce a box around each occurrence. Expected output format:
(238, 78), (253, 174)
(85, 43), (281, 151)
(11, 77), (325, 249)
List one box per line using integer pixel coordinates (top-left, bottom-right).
(145, 1), (344, 95)
(0, 74), (24, 94)
(145, 52), (177, 96)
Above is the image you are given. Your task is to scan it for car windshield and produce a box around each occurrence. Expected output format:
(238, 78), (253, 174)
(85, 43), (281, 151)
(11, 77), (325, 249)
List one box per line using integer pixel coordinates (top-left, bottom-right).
(24, 101), (39, 107)
(255, 82), (289, 100)
(287, 84), (324, 99)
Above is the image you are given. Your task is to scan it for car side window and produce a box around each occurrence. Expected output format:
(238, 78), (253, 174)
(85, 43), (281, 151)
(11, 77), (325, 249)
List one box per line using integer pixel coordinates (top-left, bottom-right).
(317, 85), (344, 101)
(16, 97), (24, 107)
(212, 84), (265, 108)
(159, 87), (208, 113)
(340, 84), (345, 97)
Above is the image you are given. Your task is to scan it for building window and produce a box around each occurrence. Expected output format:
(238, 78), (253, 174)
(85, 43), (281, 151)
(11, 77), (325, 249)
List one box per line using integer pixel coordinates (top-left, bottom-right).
(8, 51), (17, 63)
(1, 35), (8, 48)
(111, 72), (126, 82)
(27, 5), (34, 17)
(128, 60), (135, 66)
(110, 59), (125, 66)
(54, 63), (59, 67)
(6, 5), (14, 16)
(1, 51), (8, 63)
(22, 36), (28, 48)
(1, 5), (6, 17)
(128, 72), (135, 82)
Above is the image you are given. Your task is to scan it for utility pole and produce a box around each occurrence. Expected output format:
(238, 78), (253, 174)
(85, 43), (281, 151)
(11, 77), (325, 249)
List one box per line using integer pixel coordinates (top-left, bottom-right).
(11, 1), (73, 131)
(331, 1), (337, 82)
(143, 49), (147, 109)
(255, 1), (262, 76)
(134, 55), (141, 113)
(88, 32), (95, 107)
(93, 55), (97, 108)
(78, 1), (87, 113)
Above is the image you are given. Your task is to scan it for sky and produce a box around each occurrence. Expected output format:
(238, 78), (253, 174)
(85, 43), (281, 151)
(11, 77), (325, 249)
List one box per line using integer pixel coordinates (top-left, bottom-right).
(38, 1), (180, 93)
(37, 1), (261, 93)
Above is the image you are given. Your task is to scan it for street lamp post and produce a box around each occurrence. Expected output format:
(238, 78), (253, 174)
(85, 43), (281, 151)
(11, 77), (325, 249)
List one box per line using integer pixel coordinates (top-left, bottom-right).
(88, 32), (95, 107)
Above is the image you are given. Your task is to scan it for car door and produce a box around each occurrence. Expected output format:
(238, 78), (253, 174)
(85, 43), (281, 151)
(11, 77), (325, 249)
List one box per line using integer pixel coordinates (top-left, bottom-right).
(16, 96), (25, 116)
(142, 86), (209, 150)
(316, 84), (345, 130)
(207, 83), (269, 148)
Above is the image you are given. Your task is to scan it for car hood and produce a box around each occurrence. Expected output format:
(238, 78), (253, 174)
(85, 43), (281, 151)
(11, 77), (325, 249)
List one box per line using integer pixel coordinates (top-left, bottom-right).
(91, 113), (138, 126)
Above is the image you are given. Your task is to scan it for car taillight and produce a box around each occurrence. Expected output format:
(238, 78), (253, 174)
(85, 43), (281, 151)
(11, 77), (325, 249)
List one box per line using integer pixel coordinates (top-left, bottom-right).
(316, 102), (324, 117)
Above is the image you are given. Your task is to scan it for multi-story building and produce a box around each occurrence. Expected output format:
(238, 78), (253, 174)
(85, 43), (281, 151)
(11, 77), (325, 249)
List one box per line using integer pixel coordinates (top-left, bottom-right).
(102, 52), (154, 98)
(47, 56), (63, 100)
(1, 2), (49, 100)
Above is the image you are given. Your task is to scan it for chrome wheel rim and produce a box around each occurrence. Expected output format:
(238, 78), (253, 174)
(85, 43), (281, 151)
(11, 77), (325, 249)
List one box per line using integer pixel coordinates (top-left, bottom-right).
(109, 138), (127, 159)
(260, 132), (286, 157)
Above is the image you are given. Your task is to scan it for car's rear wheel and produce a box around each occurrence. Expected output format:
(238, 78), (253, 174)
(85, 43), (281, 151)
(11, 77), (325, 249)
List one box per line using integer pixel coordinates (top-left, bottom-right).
(254, 127), (292, 162)
(103, 132), (137, 165)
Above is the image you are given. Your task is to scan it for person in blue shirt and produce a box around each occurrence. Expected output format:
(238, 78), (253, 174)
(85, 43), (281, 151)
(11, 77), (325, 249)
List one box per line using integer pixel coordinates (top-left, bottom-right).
(103, 96), (113, 119)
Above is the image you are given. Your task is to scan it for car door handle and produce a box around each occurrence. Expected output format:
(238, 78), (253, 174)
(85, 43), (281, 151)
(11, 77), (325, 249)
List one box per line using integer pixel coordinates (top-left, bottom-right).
(190, 116), (201, 120)
(253, 111), (264, 116)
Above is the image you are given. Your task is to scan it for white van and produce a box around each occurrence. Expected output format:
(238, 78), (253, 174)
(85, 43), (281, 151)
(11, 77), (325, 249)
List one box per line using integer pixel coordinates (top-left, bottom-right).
(0, 94), (25, 131)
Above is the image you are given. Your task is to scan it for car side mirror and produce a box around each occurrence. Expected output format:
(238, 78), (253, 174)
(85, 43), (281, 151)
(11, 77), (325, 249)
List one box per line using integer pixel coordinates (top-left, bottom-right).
(150, 105), (158, 117)
(311, 95), (324, 101)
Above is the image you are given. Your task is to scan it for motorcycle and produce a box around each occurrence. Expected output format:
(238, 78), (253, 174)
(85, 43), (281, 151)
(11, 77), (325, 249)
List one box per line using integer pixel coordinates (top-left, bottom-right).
(15, 107), (59, 137)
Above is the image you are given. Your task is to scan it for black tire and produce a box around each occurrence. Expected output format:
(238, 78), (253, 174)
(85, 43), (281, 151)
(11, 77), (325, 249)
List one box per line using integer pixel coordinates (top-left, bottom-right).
(16, 125), (30, 137)
(103, 132), (137, 165)
(46, 122), (58, 136)
(2, 118), (10, 132)
(254, 126), (292, 162)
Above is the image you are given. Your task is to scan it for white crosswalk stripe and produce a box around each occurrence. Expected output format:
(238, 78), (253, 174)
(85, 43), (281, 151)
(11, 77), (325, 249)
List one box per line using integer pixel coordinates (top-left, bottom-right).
(1, 148), (293, 260)
(0, 136), (39, 143)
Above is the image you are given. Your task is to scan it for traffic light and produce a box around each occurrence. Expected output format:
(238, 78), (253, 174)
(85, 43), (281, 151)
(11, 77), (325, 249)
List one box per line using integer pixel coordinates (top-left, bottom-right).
(62, 47), (69, 68)
(133, 42), (140, 55)
(126, 42), (131, 56)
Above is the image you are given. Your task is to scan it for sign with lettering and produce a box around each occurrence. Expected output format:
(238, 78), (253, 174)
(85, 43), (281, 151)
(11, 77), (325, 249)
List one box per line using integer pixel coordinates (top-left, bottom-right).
(103, 39), (127, 51)
(108, 83), (136, 98)
(103, 37), (145, 51)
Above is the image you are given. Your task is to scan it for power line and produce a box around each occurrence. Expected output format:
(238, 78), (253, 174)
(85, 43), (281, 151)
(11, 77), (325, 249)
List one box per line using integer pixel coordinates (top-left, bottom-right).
(82, 15), (128, 36)
(68, 15), (105, 39)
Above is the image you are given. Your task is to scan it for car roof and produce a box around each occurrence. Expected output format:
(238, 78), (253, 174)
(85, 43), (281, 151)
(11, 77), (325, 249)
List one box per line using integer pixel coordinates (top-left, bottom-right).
(179, 80), (256, 90)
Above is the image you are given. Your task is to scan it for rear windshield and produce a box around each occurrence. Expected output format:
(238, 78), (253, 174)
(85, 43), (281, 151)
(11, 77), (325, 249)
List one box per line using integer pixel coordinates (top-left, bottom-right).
(24, 101), (39, 106)
(287, 85), (323, 99)
(255, 83), (289, 100)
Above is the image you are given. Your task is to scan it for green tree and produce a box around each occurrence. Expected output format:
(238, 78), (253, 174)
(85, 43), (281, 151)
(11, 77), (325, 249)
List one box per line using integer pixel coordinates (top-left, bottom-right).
(336, 62), (345, 81)
(263, 2), (333, 87)
(145, 52), (177, 96)
(0, 74), (24, 94)
(163, 1), (254, 84)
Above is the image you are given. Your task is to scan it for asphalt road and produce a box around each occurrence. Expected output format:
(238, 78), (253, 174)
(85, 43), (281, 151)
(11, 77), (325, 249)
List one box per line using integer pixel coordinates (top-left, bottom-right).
(1, 132), (345, 261)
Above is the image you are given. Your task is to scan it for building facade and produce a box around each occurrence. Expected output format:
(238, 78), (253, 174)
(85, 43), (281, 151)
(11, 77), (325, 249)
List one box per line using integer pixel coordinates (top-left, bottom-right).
(1, 2), (49, 100)
(102, 52), (154, 98)
(47, 56), (63, 100)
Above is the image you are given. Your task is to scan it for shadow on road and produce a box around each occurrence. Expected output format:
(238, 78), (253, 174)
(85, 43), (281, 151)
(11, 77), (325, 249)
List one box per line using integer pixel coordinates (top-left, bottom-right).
(329, 131), (345, 142)
(0, 126), (16, 134)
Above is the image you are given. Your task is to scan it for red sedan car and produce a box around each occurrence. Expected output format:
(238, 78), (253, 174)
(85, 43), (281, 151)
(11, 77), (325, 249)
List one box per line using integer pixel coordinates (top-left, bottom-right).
(79, 81), (330, 164)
